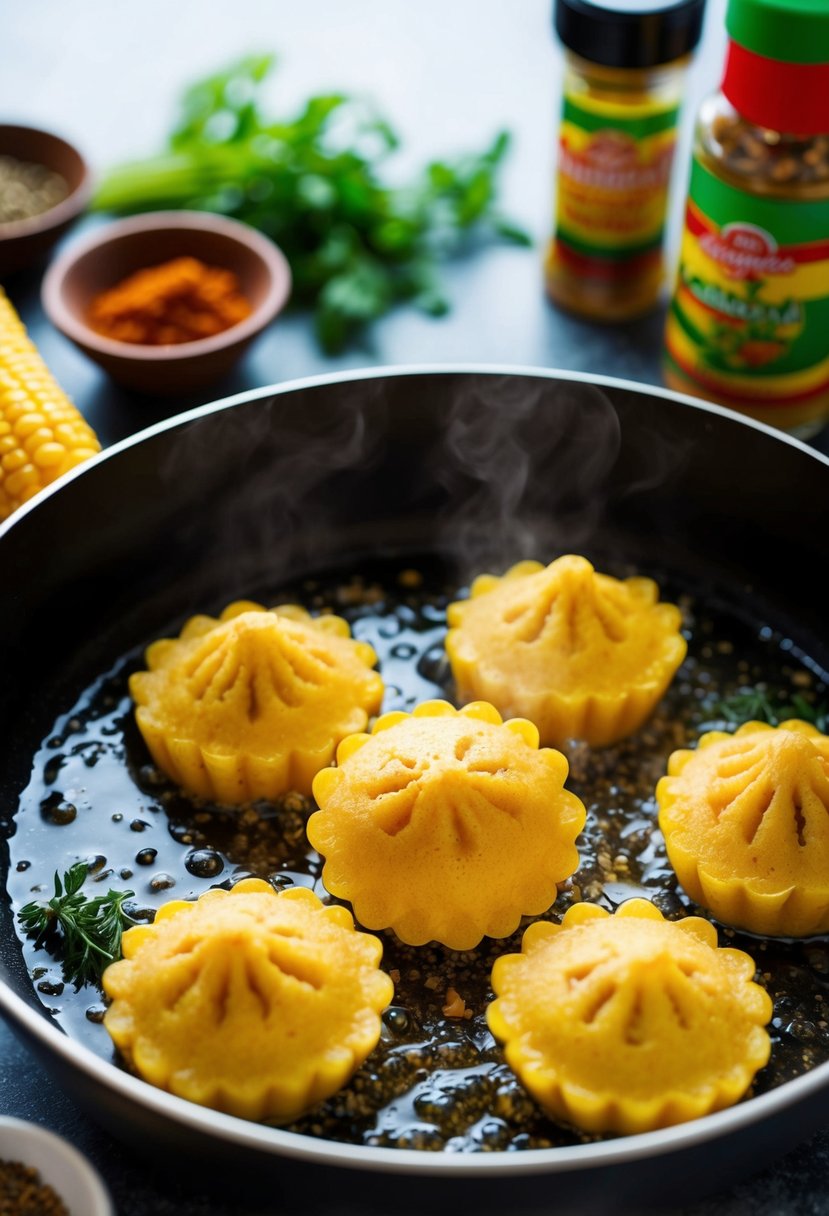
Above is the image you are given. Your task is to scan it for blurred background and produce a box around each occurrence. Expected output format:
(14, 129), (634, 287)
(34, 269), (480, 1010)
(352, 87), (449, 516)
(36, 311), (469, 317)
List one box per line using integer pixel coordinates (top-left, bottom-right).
(2, 0), (733, 444)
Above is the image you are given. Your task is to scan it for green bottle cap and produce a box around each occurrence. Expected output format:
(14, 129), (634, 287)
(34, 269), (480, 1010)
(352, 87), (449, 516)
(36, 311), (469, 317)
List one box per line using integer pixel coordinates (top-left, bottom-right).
(726, 0), (829, 66)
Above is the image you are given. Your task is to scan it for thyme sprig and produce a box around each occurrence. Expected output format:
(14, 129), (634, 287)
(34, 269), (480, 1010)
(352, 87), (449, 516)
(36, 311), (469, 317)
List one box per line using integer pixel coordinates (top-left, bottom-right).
(18, 862), (137, 989)
(716, 688), (829, 731)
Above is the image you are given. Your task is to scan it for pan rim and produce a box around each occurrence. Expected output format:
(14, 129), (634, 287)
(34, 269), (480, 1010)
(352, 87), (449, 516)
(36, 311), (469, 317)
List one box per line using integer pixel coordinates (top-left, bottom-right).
(1, 362), (827, 543)
(2, 969), (829, 1176)
(2, 362), (828, 1176)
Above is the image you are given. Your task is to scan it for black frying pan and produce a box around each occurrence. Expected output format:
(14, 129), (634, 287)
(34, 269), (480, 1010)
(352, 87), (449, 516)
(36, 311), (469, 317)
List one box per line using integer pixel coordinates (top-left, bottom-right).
(1, 367), (828, 1216)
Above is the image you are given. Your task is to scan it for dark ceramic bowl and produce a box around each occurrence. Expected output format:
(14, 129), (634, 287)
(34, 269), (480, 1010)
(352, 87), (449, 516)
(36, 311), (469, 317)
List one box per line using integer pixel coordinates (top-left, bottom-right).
(0, 123), (92, 279)
(41, 210), (292, 394)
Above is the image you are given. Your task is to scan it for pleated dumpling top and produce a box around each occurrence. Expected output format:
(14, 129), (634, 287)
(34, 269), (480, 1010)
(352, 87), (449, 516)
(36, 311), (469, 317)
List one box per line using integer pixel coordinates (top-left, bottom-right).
(445, 556), (687, 747)
(129, 600), (384, 804)
(102, 879), (394, 1123)
(308, 699), (585, 950)
(487, 899), (771, 1136)
(657, 719), (829, 937)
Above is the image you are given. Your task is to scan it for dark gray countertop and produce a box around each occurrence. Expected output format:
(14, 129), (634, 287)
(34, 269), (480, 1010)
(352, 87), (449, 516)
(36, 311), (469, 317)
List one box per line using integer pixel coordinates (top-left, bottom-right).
(2, 2), (828, 1213)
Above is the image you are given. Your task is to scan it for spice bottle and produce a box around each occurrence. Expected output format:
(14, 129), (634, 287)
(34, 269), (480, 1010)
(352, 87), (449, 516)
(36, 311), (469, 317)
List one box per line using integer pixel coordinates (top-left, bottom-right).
(545, 0), (706, 323)
(664, 0), (829, 437)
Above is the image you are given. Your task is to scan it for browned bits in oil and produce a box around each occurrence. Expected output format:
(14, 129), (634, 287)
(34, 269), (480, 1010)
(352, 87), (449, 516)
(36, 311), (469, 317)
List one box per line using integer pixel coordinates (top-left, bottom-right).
(9, 558), (829, 1153)
(335, 576), (384, 607)
(442, 987), (471, 1019)
(0, 1158), (69, 1216)
(398, 568), (423, 589)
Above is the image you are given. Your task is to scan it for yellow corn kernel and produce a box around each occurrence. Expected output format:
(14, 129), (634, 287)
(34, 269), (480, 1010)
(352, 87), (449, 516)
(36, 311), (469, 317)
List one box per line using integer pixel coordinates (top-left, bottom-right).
(0, 287), (100, 522)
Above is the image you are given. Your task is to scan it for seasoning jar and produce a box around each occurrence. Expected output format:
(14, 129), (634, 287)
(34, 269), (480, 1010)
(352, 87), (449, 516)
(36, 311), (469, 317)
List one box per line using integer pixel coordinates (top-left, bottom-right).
(664, 0), (829, 437)
(545, 0), (706, 323)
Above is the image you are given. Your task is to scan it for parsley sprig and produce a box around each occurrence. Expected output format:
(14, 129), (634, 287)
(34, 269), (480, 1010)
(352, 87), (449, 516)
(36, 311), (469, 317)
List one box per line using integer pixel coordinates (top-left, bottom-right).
(93, 54), (532, 352)
(18, 862), (137, 989)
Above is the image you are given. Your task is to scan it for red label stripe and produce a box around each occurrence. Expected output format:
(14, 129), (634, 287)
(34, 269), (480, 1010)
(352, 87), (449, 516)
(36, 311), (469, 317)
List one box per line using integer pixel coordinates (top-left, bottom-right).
(686, 200), (829, 265)
(554, 239), (661, 282)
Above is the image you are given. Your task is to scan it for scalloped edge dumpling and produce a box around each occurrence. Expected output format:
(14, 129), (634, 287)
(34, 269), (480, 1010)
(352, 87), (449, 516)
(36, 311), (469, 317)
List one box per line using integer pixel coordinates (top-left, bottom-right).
(307, 699), (585, 950)
(445, 556), (687, 747)
(129, 600), (384, 803)
(657, 719), (829, 936)
(487, 898), (771, 1136)
(102, 879), (394, 1122)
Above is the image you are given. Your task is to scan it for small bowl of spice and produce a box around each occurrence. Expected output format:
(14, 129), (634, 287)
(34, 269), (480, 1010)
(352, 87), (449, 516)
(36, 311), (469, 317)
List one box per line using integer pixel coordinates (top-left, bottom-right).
(0, 1116), (113, 1215)
(0, 124), (92, 278)
(41, 210), (292, 394)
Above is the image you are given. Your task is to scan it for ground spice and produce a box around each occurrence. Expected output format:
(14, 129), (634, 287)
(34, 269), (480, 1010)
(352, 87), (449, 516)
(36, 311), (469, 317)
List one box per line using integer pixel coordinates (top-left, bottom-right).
(87, 255), (252, 345)
(0, 155), (68, 225)
(0, 1158), (69, 1216)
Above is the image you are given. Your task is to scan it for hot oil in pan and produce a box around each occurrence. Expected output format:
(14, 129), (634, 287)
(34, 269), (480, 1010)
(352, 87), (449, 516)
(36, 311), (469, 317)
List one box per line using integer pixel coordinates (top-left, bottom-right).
(7, 555), (829, 1151)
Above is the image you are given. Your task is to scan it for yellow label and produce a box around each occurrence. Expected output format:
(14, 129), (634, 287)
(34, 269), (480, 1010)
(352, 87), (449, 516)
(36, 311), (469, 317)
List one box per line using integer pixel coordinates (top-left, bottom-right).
(554, 91), (679, 259)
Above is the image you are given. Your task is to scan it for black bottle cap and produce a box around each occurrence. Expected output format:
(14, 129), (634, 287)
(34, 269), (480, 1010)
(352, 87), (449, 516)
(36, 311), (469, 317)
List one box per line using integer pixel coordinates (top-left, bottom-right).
(554, 0), (707, 69)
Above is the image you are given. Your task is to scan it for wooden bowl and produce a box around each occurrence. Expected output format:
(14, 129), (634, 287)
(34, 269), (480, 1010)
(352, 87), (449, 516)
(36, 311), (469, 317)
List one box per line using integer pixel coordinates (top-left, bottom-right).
(41, 211), (292, 394)
(0, 123), (92, 278)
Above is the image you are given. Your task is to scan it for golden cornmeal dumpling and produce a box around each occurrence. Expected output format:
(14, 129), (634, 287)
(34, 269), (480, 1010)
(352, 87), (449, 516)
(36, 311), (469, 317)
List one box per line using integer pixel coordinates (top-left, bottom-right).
(102, 879), (394, 1123)
(487, 899), (772, 1136)
(445, 555), (687, 748)
(129, 600), (383, 804)
(307, 699), (586, 950)
(657, 719), (829, 937)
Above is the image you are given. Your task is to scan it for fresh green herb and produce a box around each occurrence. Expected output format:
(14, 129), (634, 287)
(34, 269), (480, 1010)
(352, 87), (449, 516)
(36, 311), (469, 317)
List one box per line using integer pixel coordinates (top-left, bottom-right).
(17, 862), (136, 988)
(716, 688), (829, 730)
(93, 55), (532, 352)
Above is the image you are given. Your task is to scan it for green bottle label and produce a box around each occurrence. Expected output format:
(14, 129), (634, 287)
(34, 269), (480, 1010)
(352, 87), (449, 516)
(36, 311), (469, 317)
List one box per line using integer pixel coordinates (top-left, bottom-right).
(666, 158), (829, 423)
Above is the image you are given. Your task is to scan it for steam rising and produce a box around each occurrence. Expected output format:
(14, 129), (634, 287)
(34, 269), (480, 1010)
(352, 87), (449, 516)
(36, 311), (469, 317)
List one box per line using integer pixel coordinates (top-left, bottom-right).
(156, 380), (387, 602)
(151, 372), (692, 609)
(434, 376), (623, 576)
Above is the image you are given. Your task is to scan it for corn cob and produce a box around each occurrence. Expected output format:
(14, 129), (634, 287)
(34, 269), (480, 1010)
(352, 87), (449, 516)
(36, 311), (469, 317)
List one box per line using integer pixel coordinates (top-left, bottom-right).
(0, 286), (100, 522)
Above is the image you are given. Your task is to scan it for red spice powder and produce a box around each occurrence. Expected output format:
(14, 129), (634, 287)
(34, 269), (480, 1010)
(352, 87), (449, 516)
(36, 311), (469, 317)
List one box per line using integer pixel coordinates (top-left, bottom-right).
(88, 255), (253, 345)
